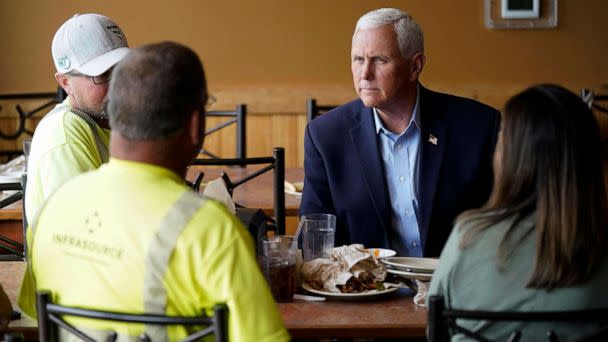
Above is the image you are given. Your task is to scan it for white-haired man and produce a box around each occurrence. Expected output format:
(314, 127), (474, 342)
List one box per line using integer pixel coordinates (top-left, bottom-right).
(25, 13), (129, 222)
(301, 8), (501, 257)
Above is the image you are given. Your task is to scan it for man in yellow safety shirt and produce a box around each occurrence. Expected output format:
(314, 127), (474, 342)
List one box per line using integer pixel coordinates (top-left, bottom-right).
(19, 41), (290, 342)
(26, 13), (130, 223)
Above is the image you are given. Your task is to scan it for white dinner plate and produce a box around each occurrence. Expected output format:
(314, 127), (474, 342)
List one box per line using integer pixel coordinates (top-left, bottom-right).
(381, 257), (438, 273)
(284, 181), (303, 198)
(364, 248), (397, 259)
(301, 282), (398, 300)
(386, 268), (433, 282)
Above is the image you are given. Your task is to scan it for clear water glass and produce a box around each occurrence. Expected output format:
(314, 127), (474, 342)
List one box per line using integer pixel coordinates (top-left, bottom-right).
(22, 140), (31, 171)
(301, 213), (336, 261)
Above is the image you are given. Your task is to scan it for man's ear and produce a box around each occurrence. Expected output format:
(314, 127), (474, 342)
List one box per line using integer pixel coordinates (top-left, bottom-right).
(409, 53), (426, 82)
(187, 110), (203, 148)
(55, 73), (71, 94)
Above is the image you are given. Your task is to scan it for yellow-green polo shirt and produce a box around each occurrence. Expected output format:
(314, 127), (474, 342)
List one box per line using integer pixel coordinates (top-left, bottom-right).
(25, 99), (110, 223)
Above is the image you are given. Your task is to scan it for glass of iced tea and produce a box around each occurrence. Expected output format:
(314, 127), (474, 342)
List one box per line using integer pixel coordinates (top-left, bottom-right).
(260, 235), (297, 302)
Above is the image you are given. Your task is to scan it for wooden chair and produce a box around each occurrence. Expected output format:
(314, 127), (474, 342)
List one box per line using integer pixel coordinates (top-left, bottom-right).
(36, 291), (228, 342)
(428, 295), (608, 342)
(306, 98), (336, 122)
(200, 104), (247, 160)
(190, 147), (286, 235)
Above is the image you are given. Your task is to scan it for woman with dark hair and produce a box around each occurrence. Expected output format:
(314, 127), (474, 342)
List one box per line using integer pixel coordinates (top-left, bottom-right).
(428, 84), (608, 341)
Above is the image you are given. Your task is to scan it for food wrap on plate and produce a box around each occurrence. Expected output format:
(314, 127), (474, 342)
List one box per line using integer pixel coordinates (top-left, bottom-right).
(301, 244), (386, 293)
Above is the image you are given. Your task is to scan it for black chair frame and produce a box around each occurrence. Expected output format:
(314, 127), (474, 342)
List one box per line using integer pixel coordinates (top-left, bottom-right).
(201, 104), (246, 160)
(428, 295), (608, 342)
(0, 177), (26, 259)
(190, 147), (285, 235)
(306, 98), (336, 122)
(580, 88), (608, 116)
(0, 87), (66, 162)
(0, 87), (66, 139)
(37, 291), (228, 342)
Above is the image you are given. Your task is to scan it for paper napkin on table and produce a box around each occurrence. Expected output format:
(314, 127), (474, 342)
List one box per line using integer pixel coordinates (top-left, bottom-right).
(0, 155), (25, 175)
(202, 177), (236, 214)
(413, 280), (429, 307)
(0, 156), (26, 201)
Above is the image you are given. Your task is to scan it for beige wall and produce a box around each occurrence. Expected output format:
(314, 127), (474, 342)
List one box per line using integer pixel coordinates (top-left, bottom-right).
(2, 1), (607, 92)
(1, 0), (607, 166)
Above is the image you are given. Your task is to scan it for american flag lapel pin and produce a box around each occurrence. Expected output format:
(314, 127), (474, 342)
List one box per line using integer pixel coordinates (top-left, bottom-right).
(428, 133), (438, 145)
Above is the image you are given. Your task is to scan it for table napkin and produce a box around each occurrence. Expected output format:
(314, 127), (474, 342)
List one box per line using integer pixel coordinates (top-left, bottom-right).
(0, 155), (25, 176)
(201, 177), (236, 214)
(0, 156), (26, 202)
(413, 280), (430, 307)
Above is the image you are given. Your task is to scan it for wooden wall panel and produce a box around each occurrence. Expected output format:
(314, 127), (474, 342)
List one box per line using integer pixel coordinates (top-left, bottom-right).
(270, 113), (301, 167)
(246, 115), (274, 158)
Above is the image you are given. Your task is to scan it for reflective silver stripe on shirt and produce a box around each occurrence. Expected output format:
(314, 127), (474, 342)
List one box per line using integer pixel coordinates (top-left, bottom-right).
(143, 191), (207, 340)
(69, 108), (109, 163)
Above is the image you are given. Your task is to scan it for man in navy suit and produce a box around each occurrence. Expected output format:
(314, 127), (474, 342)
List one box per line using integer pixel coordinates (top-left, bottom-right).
(300, 8), (500, 257)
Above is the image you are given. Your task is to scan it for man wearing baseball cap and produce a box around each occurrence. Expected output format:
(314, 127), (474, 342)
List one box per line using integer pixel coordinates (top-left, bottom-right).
(25, 13), (129, 223)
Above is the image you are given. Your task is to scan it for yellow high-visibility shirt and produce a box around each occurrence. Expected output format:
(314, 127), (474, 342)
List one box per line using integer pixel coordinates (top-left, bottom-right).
(25, 99), (110, 223)
(19, 158), (289, 342)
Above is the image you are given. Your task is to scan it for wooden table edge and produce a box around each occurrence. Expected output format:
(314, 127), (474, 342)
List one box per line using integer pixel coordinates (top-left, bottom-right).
(287, 326), (427, 339)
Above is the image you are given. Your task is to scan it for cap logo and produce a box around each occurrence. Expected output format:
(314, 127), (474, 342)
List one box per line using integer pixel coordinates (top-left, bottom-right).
(106, 25), (124, 41)
(57, 56), (71, 69)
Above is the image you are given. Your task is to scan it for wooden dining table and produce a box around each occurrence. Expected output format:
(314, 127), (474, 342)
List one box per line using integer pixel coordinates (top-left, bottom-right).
(0, 166), (305, 249)
(2, 261), (427, 340)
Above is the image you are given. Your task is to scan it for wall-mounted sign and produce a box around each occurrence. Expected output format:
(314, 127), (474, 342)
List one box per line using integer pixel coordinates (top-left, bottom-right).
(501, 0), (540, 19)
(485, 0), (558, 29)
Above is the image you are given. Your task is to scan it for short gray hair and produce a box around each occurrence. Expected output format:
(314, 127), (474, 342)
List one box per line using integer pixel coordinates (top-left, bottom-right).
(108, 41), (207, 140)
(355, 8), (424, 59)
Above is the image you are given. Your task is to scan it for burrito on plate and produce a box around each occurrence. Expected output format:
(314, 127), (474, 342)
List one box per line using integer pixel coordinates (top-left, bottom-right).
(301, 244), (387, 293)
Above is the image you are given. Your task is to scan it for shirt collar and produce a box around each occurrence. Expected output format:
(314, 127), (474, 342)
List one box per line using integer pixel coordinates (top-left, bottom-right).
(373, 84), (421, 135)
(108, 157), (185, 185)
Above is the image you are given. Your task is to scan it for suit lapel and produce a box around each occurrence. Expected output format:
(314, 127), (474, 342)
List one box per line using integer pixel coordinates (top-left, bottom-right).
(349, 106), (390, 234)
(418, 87), (448, 249)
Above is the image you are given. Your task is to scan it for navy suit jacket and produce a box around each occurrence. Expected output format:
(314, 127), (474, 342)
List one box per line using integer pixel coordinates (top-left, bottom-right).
(300, 86), (500, 257)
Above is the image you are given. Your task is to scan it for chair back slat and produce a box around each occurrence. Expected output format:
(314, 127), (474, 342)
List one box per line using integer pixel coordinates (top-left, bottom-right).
(306, 98), (337, 122)
(428, 295), (608, 342)
(202, 104), (247, 160)
(36, 291), (228, 342)
(0, 87), (66, 152)
(427, 294), (447, 342)
(190, 147), (286, 235)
